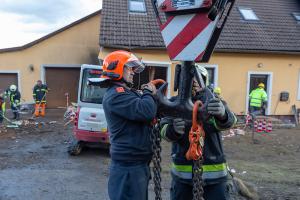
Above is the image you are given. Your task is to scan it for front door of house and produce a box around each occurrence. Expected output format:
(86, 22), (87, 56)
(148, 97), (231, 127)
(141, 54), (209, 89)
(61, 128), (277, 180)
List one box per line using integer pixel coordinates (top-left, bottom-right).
(248, 74), (270, 115)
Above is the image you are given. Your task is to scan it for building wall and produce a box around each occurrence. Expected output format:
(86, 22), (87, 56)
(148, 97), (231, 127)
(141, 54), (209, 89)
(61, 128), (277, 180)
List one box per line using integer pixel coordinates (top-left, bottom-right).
(0, 14), (100, 102)
(100, 48), (300, 115)
(211, 53), (300, 116)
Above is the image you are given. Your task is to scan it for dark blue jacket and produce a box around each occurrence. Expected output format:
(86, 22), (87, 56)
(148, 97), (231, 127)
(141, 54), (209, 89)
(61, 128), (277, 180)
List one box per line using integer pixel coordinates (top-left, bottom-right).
(103, 83), (157, 162)
(5, 89), (21, 106)
(161, 94), (237, 184)
(33, 84), (48, 103)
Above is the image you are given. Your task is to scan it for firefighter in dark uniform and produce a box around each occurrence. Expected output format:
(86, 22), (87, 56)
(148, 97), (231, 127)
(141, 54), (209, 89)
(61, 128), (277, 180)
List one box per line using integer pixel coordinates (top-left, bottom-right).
(5, 85), (21, 120)
(91, 50), (157, 200)
(33, 80), (48, 117)
(160, 65), (237, 200)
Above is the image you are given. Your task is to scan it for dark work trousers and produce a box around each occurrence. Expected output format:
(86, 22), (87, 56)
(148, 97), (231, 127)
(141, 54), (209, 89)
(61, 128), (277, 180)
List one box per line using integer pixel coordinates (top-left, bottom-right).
(170, 175), (230, 200)
(249, 106), (262, 116)
(11, 105), (20, 119)
(108, 160), (150, 200)
(0, 111), (3, 123)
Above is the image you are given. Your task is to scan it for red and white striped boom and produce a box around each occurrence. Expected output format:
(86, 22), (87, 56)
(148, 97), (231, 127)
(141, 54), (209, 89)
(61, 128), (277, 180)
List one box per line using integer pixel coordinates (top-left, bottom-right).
(152, 0), (235, 62)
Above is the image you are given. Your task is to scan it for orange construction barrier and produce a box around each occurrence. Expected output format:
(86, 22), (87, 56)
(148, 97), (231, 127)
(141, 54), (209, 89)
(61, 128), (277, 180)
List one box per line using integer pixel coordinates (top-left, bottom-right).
(266, 120), (272, 133)
(262, 119), (267, 132)
(256, 120), (262, 133)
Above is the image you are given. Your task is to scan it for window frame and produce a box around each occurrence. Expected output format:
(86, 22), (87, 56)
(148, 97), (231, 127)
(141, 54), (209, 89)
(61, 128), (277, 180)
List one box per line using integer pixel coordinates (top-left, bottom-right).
(128, 0), (147, 13)
(238, 7), (259, 21)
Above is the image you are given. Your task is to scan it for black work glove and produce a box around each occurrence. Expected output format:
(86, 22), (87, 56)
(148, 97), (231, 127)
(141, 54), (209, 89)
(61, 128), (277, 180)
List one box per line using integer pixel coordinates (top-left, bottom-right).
(141, 83), (157, 95)
(173, 118), (186, 135)
(207, 98), (226, 120)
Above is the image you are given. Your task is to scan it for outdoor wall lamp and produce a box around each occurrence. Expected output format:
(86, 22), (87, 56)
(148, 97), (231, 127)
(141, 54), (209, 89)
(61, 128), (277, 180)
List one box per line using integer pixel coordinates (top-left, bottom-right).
(257, 63), (263, 68)
(28, 64), (34, 72)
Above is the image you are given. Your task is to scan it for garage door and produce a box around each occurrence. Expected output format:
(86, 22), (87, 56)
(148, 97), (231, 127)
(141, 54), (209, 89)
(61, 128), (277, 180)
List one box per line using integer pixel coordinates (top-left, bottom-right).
(45, 67), (80, 108)
(0, 73), (18, 95)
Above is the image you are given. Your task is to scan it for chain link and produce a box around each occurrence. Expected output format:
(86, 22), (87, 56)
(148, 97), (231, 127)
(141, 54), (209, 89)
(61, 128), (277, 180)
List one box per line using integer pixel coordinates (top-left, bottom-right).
(151, 122), (162, 200)
(193, 159), (205, 200)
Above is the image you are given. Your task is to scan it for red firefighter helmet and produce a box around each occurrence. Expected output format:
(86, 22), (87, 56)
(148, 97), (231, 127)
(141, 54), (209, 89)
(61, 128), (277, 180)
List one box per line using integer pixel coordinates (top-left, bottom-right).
(101, 50), (145, 81)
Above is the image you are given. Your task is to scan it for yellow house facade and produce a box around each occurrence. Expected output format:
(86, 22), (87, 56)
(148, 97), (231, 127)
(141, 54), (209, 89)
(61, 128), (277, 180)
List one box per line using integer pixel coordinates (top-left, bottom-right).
(0, 11), (101, 107)
(98, 49), (300, 116)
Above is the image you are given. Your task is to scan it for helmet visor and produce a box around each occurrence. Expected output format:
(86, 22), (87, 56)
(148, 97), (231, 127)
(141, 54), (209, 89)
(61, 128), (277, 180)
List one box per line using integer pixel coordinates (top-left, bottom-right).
(124, 60), (145, 74)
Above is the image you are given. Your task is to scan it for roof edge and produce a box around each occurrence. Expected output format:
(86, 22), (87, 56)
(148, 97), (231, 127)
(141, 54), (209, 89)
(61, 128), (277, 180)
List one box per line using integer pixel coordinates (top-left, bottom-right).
(100, 44), (166, 50)
(0, 10), (101, 54)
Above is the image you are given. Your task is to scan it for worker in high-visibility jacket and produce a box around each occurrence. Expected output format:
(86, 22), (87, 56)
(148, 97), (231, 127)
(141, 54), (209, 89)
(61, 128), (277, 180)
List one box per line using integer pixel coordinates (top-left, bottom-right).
(0, 96), (6, 123)
(160, 65), (237, 200)
(249, 83), (267, 115)
(214, 87), (222, 97)
(5, 85), (21, 120)
(33, 80), (48, 117)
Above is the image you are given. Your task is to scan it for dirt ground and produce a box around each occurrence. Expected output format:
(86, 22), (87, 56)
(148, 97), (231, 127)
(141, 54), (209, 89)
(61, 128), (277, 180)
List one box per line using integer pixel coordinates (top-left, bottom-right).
(0, 109), (299, 200)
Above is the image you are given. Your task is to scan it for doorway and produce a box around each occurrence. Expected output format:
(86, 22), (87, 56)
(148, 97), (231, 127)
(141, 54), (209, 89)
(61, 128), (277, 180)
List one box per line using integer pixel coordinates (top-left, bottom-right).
(246, 72), (273, 115)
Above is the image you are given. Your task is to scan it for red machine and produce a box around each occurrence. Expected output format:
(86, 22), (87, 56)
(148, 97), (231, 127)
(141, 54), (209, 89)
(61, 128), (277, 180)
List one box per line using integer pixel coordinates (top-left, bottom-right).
(68, 65), (109, 155)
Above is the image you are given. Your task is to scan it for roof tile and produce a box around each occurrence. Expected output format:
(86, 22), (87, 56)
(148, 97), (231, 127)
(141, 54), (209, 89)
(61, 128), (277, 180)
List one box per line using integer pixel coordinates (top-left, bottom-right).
(100, 0), (300, 53)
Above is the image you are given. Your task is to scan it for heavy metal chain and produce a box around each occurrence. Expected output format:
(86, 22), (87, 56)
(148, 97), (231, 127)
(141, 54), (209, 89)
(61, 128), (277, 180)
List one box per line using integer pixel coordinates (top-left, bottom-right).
(151, 122), (162, 200)
(193, 159), (205, 200)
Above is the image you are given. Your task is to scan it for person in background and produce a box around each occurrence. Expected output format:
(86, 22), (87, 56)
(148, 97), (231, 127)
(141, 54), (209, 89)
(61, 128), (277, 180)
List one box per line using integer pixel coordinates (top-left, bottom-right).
(249, 83), (267, 116)
(5, 85), (21, 120)
(33, 80), (48, 117)
(214, 87), (222, 98)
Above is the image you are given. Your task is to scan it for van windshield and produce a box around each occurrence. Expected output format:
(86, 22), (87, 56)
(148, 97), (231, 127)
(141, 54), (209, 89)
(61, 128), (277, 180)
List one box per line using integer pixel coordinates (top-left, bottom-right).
(80, 68), (107, 104)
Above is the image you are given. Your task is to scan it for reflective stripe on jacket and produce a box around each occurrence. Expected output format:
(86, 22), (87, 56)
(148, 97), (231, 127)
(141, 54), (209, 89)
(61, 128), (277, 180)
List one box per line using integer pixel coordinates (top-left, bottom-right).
(249, 88), (267, 107)
(171, 162), (228, 180)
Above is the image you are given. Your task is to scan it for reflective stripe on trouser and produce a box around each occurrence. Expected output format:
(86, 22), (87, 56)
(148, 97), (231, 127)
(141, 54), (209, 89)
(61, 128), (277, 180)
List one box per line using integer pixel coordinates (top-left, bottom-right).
(171, 162), (227, 180)
(35, 100), (46, 103)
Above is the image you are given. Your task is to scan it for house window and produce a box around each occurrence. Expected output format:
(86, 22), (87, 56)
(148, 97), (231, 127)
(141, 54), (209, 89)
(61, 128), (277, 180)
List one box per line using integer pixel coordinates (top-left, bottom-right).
(238, 7), (259, 21)
(292, 13), (300, 21)
(129, 0), (146, 13)
(198, 64), (218, 88)
(206, 68), (215, 87)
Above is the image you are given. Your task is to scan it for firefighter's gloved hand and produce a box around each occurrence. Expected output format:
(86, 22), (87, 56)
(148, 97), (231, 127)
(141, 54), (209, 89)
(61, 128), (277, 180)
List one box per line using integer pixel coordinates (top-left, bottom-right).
(173, 118), (185, 135)
(207, 98), (226, 120)
(141, 83), (157, 95)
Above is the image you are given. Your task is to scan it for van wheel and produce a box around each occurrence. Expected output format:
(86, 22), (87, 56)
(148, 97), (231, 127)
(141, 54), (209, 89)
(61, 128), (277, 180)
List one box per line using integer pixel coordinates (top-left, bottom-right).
(68, 141), (83, 156)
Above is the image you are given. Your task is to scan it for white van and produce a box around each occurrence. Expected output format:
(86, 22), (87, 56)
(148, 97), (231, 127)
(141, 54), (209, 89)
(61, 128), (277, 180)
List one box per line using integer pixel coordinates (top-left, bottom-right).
(68, 64), (109, 155)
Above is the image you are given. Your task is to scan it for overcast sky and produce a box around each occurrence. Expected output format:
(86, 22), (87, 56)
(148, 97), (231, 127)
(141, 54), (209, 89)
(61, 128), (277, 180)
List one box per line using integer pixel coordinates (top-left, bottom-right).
(0, 0), (102, 49)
